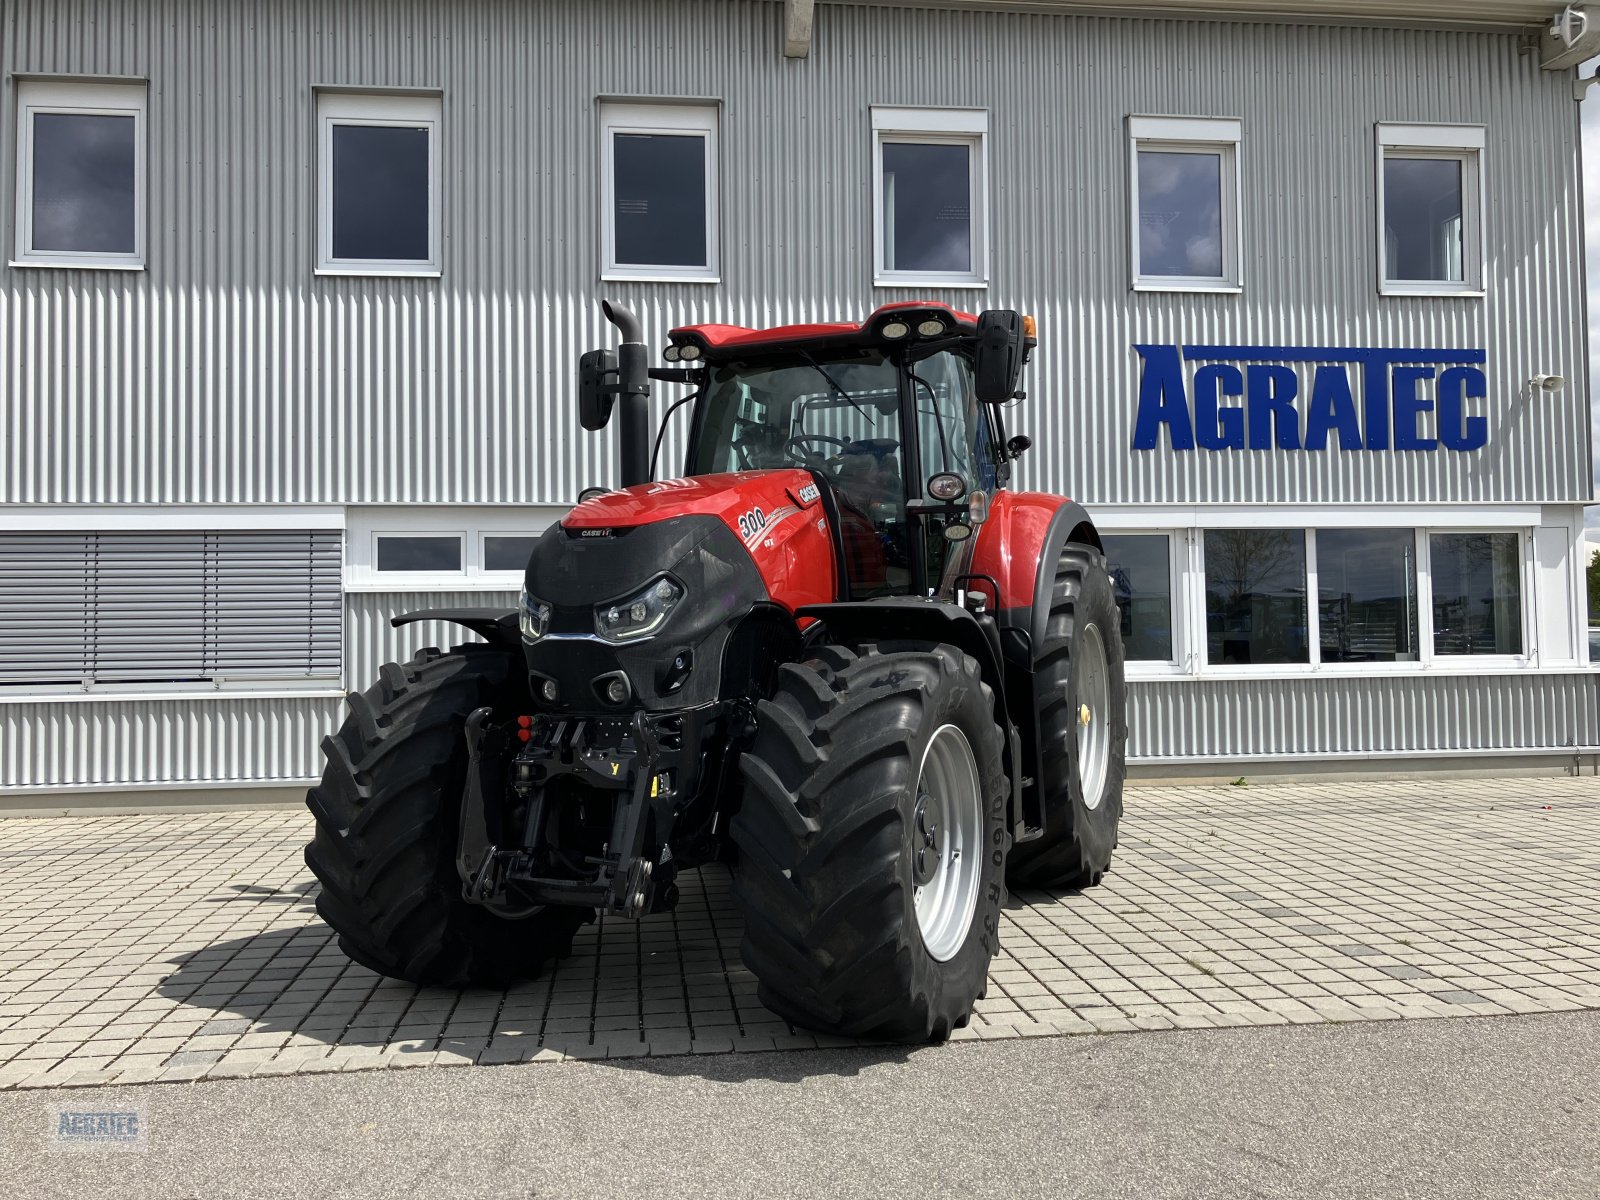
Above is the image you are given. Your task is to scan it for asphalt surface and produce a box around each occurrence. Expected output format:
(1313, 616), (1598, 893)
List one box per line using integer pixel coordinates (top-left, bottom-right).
(2, 1010), (1595, 1200)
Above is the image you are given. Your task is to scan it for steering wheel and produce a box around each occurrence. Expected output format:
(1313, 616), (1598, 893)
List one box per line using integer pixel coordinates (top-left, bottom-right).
(783, 435), (852, 468)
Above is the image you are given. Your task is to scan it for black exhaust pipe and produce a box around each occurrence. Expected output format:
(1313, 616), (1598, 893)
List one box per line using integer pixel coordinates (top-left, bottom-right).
(602, 299), (651, 488)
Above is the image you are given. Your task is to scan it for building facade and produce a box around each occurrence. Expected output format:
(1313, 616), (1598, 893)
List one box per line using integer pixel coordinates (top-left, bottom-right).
(1, 0), (1596, 799)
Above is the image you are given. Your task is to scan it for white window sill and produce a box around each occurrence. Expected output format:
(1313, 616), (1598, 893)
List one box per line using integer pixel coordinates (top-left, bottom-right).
(1132, 279), (1242, 294)
(0, 684), (346, 705)
(601, 272), (720, 284)
(874, 276), (988, 291)
(1379, 283), (1484, 299)
(10, 258), (144, 271)
(344, 574), (523, 594)
(315, 266), (441, 279)
(1129, 661), (1582, 683)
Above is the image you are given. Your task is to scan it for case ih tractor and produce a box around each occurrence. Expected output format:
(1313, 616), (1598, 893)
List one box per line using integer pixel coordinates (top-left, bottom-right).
(306, 300), (1126, 1042)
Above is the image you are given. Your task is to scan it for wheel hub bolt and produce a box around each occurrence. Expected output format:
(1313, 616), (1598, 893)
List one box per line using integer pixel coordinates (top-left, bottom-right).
(1080, 703), (1092, 727)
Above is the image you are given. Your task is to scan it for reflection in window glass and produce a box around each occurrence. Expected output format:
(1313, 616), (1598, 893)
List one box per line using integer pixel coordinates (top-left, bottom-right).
(1204, 530), (1308, 665)
(1430, 533), (1522, 655)
(882, 142), (971, 273)
(31, 113), (137, 254)
(483, 535), (538, 573)
(1103, 535), (1173, 663)
(1384, 156), (1464, 283)
(376, 535), (462, 572)
(613, 133), (707, 268)
(1137, 150), (1223, 278)
(1317, 529), (1419, 663)
(332, 124), (430, 261)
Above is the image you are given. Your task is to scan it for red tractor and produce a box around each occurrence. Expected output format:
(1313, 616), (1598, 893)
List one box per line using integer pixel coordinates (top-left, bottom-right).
(306, 300), (1126, 1041)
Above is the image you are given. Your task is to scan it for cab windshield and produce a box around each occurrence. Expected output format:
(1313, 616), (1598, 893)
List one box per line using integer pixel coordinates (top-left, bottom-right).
(687, 347), (998, 596)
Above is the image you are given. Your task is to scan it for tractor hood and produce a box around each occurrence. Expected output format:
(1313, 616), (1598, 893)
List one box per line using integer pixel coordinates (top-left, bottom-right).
(521, 470), (835, 712)
(563, 470), (818, 535)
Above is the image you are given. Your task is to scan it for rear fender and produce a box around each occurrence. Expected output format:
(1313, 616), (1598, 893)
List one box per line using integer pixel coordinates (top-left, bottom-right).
(391, 608), (520, 649)
(797, 598), (1025, 838)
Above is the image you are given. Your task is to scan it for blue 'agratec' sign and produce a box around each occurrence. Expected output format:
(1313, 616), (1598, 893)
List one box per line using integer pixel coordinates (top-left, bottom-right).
(1132, 344), (1488, 453)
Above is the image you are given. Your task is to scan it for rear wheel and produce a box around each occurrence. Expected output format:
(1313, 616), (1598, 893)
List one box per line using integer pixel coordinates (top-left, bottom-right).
(1006, 543), (1128, 890)
(731, 641), (1009, 1042)
(305, 644), (589, 987)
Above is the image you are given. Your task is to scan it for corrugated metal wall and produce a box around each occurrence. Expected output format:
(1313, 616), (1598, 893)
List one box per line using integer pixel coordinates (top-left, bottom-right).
(344, 589), (519, 688)
(1128, 672), (1600, 760)
(0, 0), (1588, 508)
(0, 697), (339, 790)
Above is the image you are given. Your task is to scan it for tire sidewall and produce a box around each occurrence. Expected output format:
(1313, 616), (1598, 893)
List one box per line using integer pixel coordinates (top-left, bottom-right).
(889, 652), (1009, 1015)
(1063, 557), (1128, 868)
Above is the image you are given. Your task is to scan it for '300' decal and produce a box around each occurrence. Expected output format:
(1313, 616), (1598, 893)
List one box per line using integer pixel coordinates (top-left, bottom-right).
(736, 508), (767, 540)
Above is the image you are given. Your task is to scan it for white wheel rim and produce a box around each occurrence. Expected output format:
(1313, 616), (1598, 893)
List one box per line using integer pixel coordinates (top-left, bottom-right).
(1076, 623), (1111, 811)
(911, 723), (983, 963)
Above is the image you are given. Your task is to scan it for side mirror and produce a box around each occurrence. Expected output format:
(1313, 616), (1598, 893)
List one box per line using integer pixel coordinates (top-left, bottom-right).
(578, 348), (619, 432)
(973, 310), (1026, 403)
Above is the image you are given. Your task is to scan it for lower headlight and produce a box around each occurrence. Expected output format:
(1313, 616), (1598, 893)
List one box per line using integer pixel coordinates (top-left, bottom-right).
(595, 576), (684, 644)
(520, 586), (552, 642)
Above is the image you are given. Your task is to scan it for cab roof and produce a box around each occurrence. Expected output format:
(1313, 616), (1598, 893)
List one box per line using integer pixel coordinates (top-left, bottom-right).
(667, 302), (982, 360)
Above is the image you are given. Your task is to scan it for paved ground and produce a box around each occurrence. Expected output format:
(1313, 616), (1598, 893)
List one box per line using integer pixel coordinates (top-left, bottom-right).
(4, 1011), (1597, 1198)
(0, 776), (1596, 1089)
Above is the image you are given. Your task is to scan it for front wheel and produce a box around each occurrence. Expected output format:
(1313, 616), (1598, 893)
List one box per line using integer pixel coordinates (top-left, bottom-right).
(1006, 543), (1128, 890)
(730, 641), (1009, 1042)
(304, 644), (589, 988)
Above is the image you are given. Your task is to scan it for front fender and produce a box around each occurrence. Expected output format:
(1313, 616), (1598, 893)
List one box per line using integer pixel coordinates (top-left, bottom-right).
(391, 608), (520, 648)
(970, 492), (1100, 658)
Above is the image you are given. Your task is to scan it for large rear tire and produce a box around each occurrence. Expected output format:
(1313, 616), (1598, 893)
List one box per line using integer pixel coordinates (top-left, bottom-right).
(730, 641), (1009, 1042)
(305, 644), (589, 988)
(1006, 543), (1128, 890)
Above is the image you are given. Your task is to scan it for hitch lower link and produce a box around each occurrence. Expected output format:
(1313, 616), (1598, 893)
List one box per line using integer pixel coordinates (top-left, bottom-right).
(456, 707), (678, 919)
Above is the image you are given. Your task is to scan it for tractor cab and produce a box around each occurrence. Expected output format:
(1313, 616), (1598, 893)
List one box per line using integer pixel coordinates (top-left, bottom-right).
(581, 302), (1036, 603)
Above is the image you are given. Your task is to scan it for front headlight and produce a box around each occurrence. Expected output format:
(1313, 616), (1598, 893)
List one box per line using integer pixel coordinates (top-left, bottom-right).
(520, 586), (551, 642)
(594, 575), (684, 644)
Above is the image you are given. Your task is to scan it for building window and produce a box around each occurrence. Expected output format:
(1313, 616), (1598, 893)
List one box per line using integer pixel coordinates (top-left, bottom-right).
(13, 80), (146, 269)
(601, 102), (718, 282)
(1429, 532), (1522, 656)
(1128, 116), (1241, 292)
(0, 531), (340, 693)
(375, 534), (462, 573)
(1203, 529), (1308, 665)
(317, 91), (441, 276)
(1317, 529), (1419, 663)
(871, 107), (988, 288)
(1376, 124), (1484, 296)
(1104, 534), (1174, 663)
(482, 534), (538, 574)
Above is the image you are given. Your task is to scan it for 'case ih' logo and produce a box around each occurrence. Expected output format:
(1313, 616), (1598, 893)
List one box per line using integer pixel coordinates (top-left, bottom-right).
(579, 528), (614, 538)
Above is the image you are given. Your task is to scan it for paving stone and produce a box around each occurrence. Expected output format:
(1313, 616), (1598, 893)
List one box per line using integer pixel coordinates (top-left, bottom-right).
(1, 779), (1598, 1086)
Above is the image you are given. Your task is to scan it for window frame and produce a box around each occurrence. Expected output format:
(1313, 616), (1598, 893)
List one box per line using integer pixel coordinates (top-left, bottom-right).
(1127, 115), (1242, 294)
(343, 508), (561, 592)
(12, 78), (147, 271)
(0, 506), (346, 703)
(599, 100), (720, 283)
(316, 90), (442, 278)
(1421, 528), (1532, 667)
(1101, 529), (1188, 677)
(871, 106), (989, 290)
(1375, 123), (1486, 298)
